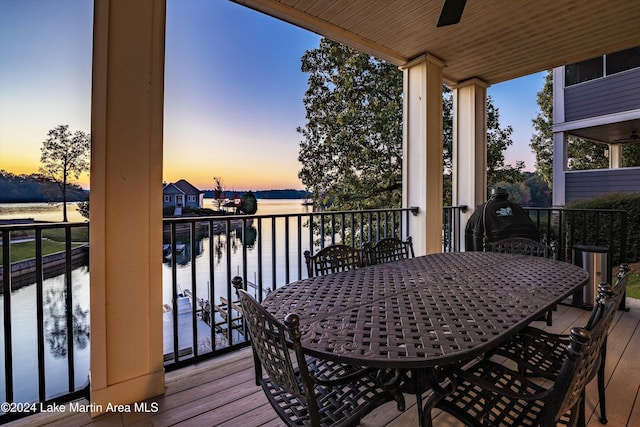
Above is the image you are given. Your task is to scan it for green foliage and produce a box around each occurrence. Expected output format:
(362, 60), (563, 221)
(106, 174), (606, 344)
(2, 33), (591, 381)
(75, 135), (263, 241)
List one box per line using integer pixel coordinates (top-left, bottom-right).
(163, 205), (176, 216)
(530, 72), (554, 186)
(530, 70), (640, 187)
(41, 227), (89, 242)
(162, 205), (228, 217)
(486, 96), (525, 190)
(530, 72), (610, 184)
(494, 172), (553, 207)
(297, 39), (403, 210)
(240, 191), (258, 215)
(626, 270), (640, 299)
(621, 144), (640, 167)
(0, 240), (84, 266)
(567, 192), (640, 264)
(299, 39), (524, 210)
(76, 200), (89, 219)
(524, 172), (552, 207)
(567, 139), (608, 170)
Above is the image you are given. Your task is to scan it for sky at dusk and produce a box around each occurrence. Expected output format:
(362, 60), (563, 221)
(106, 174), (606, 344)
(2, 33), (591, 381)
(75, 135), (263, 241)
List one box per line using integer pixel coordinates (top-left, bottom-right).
(0, 0), (544, 192)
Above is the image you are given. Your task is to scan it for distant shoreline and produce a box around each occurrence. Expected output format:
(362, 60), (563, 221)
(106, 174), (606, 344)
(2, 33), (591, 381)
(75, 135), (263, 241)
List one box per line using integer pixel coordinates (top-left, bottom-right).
(1, 189), (311, 204)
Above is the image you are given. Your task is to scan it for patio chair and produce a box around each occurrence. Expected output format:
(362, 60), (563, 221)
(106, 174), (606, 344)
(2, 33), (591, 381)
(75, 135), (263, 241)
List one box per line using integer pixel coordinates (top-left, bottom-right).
(489, 264), (630, 425)
(236, 287), (402, 427)
(304, 244), (365, 277)
(424, 286), (618, 427)
(366, 236), (415, 265)
(486, 237), (558, 325)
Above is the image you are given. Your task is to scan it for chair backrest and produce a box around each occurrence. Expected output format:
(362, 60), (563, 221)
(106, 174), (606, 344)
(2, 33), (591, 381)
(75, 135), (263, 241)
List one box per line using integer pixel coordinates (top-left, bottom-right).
(304, 244), (364, 277)
(237, 288), (306, 401)
(367, 236), (415, 265)
(486, 237), (557, 259)
(613, 263), (630, 308)
(544, 290), (617, 425)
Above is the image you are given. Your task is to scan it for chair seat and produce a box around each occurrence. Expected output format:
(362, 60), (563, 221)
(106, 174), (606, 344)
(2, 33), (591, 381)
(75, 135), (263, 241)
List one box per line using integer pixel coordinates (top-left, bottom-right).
(492, 326), (568, 380)
(435, 359), (575, 427)
(261, 357), (394, 427)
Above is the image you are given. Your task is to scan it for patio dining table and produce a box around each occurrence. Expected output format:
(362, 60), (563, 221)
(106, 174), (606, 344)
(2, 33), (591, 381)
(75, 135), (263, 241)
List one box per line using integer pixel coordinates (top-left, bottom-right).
(260, 251), (590, 425)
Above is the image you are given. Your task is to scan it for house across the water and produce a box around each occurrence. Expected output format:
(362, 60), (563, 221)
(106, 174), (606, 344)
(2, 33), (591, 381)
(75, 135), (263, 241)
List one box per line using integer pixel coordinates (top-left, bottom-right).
(162, 179), (204, 215)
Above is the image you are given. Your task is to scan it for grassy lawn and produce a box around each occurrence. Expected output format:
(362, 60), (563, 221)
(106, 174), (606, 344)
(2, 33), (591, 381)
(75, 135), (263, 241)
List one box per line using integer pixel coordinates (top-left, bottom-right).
(0, 240), (85, 266)
(626, 267), (640, 299)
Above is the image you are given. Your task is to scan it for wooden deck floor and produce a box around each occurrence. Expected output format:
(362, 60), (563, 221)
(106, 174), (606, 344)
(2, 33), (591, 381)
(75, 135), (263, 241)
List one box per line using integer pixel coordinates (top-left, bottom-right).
(10, 298), (640, 427)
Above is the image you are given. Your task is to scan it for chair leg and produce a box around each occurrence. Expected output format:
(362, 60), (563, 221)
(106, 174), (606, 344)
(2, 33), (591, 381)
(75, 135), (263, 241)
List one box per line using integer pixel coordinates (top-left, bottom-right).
(598, 343), (608, 424)
(578, 392), (586, 427)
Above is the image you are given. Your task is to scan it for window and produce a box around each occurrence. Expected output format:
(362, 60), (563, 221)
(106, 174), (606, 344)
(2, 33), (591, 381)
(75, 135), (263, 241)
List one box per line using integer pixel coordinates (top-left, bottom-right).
(606, 47), (640, 75)
(187, 195), (196, 202)
(565, 56), (603, 86)
(164, 195), (171, 202)
(565, 46), (640, 86)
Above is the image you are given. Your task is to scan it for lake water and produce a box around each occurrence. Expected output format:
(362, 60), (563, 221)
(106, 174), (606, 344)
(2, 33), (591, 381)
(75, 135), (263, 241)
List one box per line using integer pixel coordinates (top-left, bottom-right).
(0, 202), (87, 223)
(0, 198), (310, 404)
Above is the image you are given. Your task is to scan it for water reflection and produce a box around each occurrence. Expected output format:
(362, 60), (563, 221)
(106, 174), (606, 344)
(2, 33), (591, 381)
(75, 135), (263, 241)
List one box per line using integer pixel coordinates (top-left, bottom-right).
(0, 266), (91, 403)
(164, 223), (257, 266)
(44, 288), (90, 358)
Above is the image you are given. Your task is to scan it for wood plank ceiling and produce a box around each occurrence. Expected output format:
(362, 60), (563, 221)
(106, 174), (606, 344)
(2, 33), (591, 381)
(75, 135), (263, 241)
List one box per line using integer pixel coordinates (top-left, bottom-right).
(232, 0), (640, 85)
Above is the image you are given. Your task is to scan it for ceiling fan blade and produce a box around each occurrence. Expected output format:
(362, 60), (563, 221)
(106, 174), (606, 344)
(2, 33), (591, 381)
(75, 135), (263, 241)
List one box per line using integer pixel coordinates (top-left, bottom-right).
(437, 0), (467, 27)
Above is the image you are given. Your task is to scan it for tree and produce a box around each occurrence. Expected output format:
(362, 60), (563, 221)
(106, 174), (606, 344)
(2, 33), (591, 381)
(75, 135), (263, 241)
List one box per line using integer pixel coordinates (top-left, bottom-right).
(76, 199), (90, 220)
(298, 38), (523, 210)
(622, 144), (640, 167)
(212, 176), (225, 210)
(530, 72), (554, 186)
(39, 125), (90, 221)
(239, 191), (258, 215)
(486, 96), (525, 189)
(297, 39), (403, 210)
(528, 70), (640, 187)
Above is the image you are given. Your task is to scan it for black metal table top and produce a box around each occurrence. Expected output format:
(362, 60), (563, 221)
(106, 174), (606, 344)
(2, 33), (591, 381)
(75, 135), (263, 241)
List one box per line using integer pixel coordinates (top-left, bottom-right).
(262, 252), (589, 369)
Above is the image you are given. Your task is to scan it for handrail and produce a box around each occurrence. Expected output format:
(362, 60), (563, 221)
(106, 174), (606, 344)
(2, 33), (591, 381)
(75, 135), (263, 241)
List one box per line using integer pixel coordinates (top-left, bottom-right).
(0, 204), (629, 423)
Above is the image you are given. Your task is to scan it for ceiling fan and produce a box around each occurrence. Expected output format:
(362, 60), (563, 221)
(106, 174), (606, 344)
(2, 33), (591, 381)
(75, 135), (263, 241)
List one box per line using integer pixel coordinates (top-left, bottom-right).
(437, 0), (467, 27)
(613, 131), (640, 143)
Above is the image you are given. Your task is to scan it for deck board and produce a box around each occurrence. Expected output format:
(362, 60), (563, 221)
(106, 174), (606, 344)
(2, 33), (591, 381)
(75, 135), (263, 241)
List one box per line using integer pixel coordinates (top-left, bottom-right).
(7, 299), (640, 427)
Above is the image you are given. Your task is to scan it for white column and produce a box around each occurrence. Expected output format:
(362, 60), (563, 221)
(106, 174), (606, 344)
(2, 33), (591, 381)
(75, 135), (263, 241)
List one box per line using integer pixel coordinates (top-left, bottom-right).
(609, 144), (622, 168)
(451, 78), (488, 250)
(90, 0), (166, 415)
(402, 54), (444, 255)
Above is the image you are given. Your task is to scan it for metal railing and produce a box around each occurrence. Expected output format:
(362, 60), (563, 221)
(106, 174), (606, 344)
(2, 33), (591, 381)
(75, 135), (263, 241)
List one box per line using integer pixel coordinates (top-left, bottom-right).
(443, 205), (468, 252)
(0, 204), (629, 422)
(161, 207), (418, 370)
(525, 207), (628, 265)
(0, 222), (90, 423)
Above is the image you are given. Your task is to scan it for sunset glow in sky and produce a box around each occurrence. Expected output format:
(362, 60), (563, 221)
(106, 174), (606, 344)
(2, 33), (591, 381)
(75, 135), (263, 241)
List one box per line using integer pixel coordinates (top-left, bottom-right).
(0, 0), (543, 191)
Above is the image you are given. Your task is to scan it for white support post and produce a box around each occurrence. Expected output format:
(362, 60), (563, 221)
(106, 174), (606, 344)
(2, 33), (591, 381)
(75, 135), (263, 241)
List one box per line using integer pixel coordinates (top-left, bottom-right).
(451, 78), (488, 251)
(90, 0), (166, 415)
(402, 54), (444, 255)
(609, 144), (622, 168)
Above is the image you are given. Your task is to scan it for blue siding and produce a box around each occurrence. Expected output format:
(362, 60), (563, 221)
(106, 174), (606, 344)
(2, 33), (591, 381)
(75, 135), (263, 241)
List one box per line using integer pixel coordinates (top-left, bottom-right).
(565, 168), (640, 204)
(565, 68), (640, 122)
